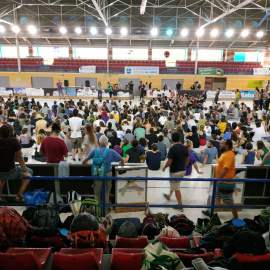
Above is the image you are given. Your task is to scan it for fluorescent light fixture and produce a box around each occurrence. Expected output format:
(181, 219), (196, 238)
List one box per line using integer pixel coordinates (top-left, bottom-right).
(151, 28), (158, 36)
(181, 29), (188, 37)
(75, 27), (82, 34)
(120, 28), (128, 35)
(166, 29), (173, 36)
(105, 28), (112, 35)
(226, 29), (234, 37)
(59, 26), (67, 34)
(241, 29), (249, 37)
(27, 25), (37, 34)
(211, 28), (219, 38)
(12, 25), (20, 34)
(0, 25), (5, 33)
(140, 0), (147, 15)
(90, 27), (97, 34)
(196, 28), (204, 37)
(256, 31), (264, 38)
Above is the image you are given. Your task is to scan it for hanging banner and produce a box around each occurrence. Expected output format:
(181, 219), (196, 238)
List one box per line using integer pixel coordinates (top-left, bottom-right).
(77, 87), (129, 98)
(147, 90), (177, 98)
(198, 67), (224, 76)
(125, 66), (159, 75)
(247, 80), (268, 89)
(0, 90), (12, 96)
(239, 91), (254, 99)
(53, 88), (77, 96)
(14, 88), (44, 96)
(79, 66), (96, 73)
(253, 68), (270, 76)
(206, 90), (235, 99)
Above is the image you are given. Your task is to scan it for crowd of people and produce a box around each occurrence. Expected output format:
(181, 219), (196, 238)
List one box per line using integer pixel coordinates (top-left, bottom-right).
(0, 89), (270, 218)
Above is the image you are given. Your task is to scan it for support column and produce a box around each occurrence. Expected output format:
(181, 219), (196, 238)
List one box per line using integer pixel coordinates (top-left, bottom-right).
(226, 49), (235, 61)
(222, 49), (226, 61)
(106, 37), (110, 74)
(28, 46), (33, 57)
(263, 52), (270, 67)
(15, 35), (21, 73)
(68, 46), (73, 58)
(148, 48), (152, 60)
(194, 40), (199, 75)
(187, 48), (192, 61)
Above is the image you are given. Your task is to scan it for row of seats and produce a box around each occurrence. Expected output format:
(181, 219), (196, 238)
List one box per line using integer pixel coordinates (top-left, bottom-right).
(0, 58), (43, 63)
(178, 67), (253, 72)
(176, 60), (262, 67)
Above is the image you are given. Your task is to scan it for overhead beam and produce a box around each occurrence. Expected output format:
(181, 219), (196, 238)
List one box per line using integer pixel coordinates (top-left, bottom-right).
(3, 37), (11, 44)
(86, 38), (91, 45)
(248, 41), (258, 48)
(209, 40), (215, 47)
(45, 38), (51, 45)
(22, 37), (32, 45)
(67, 38), (71, 46)
(228, 41), (235, 48)
(201, 0), (255, 28)
(91, 0), (108, 27)
(189, 40), (194, 47)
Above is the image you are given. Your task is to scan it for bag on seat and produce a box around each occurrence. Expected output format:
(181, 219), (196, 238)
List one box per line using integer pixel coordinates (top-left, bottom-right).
(79, 198), (100, 219)
(142, 215), (161, 240)
(169, 214), (195, 235)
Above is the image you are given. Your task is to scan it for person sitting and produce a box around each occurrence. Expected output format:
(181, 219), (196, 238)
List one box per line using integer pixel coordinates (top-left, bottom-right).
(104, 122), (114, 139)
(95, 126), (103, 141)
(193, 140), (219, 168)
(124, 129), (134, 144)
(185, 126), (200, 148)
(39, 122), (68, 163)
(122, 138), (132, 158)
(146, 143), (161, 170)
(250, 121), (265, 143)
(222, 127), (231, 139)
(109, 131), (122, 149)
(134, 123), (145, 141)
(241, 142), (255, 165)
(146, 128), (158, 150)
(157, 135), (167, 161)
(19, 128), (35, 148)
(256, 140), (270, 165)
(138, 137), (148, 151)
(198, 125), (207, 146)
(185, 141), (203, 176)
(124, 139), (145, 163)
(13, 120), (22, 137)
(218, 116), (227, 136)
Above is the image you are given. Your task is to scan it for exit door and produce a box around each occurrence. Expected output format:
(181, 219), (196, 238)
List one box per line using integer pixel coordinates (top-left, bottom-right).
(205, 77), (227, 90)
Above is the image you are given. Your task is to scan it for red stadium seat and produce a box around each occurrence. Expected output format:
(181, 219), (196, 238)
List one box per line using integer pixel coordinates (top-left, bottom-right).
(0, 248), (52, 270)
(111, 248), (144, 270)
(160, 237), (191, 248)
(233, 252), (270, 270)
(115, 236), (148, 248)
(193, 236), (201, 247)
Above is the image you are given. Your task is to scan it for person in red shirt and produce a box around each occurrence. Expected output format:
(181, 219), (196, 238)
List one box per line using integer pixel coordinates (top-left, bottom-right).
(40, 122), (68, 163)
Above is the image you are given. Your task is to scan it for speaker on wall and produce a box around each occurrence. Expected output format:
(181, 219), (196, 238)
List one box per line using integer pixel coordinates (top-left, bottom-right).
(64, 80), (69, 87)
(85, 80), (90, 87)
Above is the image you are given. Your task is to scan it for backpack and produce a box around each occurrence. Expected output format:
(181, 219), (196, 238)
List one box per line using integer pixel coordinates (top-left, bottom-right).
(142, 215), (161, 240)
(67, 190), (80, 203)
(70, 213), (107, 250)
(223, 227), (266, 258)
(0, 207), (34, 252)
(48, 192), (64, 204)
(91, 148), (109, 177)
(33, 204), (60, 229)
(79, 198), (100, 219)
(169, 214), (195, 235)
(99, 215), (114, 235)
(118, 221), (138, 238)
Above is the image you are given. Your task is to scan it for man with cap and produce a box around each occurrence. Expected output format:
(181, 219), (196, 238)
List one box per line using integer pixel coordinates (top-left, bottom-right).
(35, 114), (47, 135)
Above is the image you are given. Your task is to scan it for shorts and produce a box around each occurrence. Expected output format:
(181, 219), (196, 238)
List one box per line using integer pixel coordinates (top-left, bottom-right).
(169, 171), (186, 191)
(129, 90), (133, 95)
(71, 138), (82, 149)
(215, 186), (234, 204)
(0, 166), (33, 181)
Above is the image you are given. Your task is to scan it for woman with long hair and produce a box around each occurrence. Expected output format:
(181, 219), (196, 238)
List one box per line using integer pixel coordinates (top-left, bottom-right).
(198, 125), (207, 146)
(81, 123), (98, 158)
(124, 139), (145, 163)
(255, 140), (270, 164)
(231, 131), (239, 154)
(186, 126), (200, 148)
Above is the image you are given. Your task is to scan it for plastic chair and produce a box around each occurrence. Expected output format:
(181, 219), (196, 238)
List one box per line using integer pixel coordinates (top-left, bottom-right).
(0, 248), (52, 270)
(192, 236), (201, 247)
(115, 236), (148, 248)
(160, 237), (191, 248)
(111, 248), (144, 270)
(52, 251), (101, 270)
(172, 248), (213, 267)
(213, 248), (223, 257)
(233, 252), (270, 270)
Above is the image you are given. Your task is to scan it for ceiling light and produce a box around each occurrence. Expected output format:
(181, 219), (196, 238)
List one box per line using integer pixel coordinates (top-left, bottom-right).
(151, 28), (158, 36)
(59, 26), (67, 34)
(166, 29), (173, 36)
(256, 31), (264, 38)
(241, 29), (249, 37)
(226, 29), (234, 37)
(75, 27), (82, 34)
(181, 29), (188, 37)
(90, 27), (97, 34)
(196, 28), (204, 37)
(12, 25), (20, 34)
(211, 28), (219, 38)
(0, 25), (5, 33)
(27, 25), (37, 34)
(105, 28), (112, 35)
(120, 28), (128, 35)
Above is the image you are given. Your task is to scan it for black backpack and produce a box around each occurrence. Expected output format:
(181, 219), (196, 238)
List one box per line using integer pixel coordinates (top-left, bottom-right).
(33, 204), (60, 229)
(223, 227), (266, 258)
(169, 214), (195, 235)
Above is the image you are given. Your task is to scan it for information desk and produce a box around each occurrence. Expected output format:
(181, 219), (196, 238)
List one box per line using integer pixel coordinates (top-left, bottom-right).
(210, 164), (270, 205)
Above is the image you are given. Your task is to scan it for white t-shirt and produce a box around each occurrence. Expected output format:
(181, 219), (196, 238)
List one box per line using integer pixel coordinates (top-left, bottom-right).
(204, 126), (212, 137)
(188, 119), (196, 131)
(159, 116), (167, 126)
(252, 125), (265, 142)
(256, 110), (262, 120)
(194, 113), (200, 121)
(69, 117), (83, 138)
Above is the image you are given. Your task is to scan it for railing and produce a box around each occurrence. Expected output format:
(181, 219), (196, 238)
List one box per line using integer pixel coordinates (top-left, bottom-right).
(14, 176), (269, 216)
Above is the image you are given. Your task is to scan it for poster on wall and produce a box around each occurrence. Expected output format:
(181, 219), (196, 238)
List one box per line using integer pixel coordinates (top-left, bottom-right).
(147, 90), (177, 98)
(79, 66), (96, 73)
(198, 67), (224, 76)
(247, 80), (268, 89)
(53, 88), (77, 96)
(239, 91), (254, 99)
(0, 89), (12, 96)
(253, 68), (270, 76)
(206, 90), (235, 99)
(116, 168), (147, 204)
(125, 66), (159, 75)
(13, 88), (44, 96)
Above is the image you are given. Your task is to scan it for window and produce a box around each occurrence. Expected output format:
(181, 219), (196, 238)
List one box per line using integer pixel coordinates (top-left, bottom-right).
(75, 47), (108, 59)
(33, 46), (69, 64)
(152, 49), (186, 60)
(191, 49), (222, 61)
(113, 48), (148, 60)
(234, 51), (264, 64)
(1, 46), (29, 58)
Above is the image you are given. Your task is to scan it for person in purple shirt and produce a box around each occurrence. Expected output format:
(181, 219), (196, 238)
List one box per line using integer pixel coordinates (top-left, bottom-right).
(185, 142), (203, 176)
(57, 80), (63, 96)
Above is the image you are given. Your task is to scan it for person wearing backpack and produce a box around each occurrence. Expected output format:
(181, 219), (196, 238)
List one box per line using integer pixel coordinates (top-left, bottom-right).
(82, 135), (124, 211)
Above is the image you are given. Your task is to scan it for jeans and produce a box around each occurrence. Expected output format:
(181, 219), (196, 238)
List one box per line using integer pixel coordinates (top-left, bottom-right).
(193, 152), (204, 163)
(237, 147), (246, 154)
(206, 136), (211, 141)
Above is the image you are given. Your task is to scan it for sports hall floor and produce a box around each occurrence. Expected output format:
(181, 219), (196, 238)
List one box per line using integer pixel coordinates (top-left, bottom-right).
(13, 97), (269, 224)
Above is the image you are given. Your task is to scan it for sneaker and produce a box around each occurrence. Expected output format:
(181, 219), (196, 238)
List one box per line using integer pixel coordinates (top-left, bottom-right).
(173, 206), (184, 212)
(202, 210), (211, 217)
(72, 158), (76, 162)
(163, 193), (170, 201)
(78, 158), (81, 162)
(196, 218), (204, 234)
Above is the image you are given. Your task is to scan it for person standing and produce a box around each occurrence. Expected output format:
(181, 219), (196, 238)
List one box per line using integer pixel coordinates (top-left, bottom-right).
(40, 122), (68, 163)
(128, 81), (134, 100)
(69, 109), (83, 161)
(0, 124), (33, 204)
(176, 81), (182, 91)
(107, 82), (113, 98)
(214, 88), (220, 104)
(203, 139), (238, 219)
(163, 132), (190, 211)
(57, 80), (63, 96)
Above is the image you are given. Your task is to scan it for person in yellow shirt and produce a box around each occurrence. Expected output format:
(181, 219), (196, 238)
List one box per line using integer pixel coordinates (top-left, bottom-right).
(203, 139), (238, 219)
(217, 116), (227, 136)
